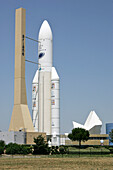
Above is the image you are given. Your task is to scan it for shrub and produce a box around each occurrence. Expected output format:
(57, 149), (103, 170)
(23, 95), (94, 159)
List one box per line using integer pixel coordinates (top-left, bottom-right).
(33, 135), (50, 155)
(108, 147), (113, 153)
(33, 144), (49, 155)
(50, 146), (60, 155)
(0, 147), (4, 154)
(19, 145), (32, 155)
(6, 143), (32, 155)
(0, 140), (5, 148)
(59, 146), (67, 154)
(6, 143), (20, 154)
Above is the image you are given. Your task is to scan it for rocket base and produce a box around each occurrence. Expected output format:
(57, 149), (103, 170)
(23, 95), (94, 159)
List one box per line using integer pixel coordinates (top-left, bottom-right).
(9, 104), (34, 132)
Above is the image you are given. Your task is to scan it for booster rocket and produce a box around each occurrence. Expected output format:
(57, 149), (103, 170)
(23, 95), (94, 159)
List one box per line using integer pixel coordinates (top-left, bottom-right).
(32, 20), (60, 146)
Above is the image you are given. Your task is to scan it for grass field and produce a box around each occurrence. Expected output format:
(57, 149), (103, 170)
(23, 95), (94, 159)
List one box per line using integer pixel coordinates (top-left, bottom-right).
(0, 156), (113, 169)
(67, 147), (110, 154)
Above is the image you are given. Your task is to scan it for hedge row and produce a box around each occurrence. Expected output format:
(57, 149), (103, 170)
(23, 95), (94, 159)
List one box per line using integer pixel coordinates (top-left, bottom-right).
(5, 143), (32, 155)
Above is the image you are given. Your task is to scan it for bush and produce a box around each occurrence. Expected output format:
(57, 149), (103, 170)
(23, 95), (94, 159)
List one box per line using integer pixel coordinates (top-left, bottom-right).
(0, 147), (4, 154)
(6, 143), (32, 155)
(50, 146), (69, 155)
(6, 143), (20, 154)
(59, 146), (67, 154)
(50, 146), (60, 155)
(0, 140), (5, 148)
(105, 146), (110, 150)
(18, 145), (32, 155)
(59, 146), (65, 154)
(33, 144), (49, 155)
(108, 147), (113, 153)
(33, 135), (50, 155)
(93, 145), (101, 149)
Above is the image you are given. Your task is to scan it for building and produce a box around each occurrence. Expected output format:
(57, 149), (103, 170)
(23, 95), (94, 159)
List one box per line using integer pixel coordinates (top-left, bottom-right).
(0, 131), (46, 145)
(106, 123), (113, 146)
(60, 134), (109, 146)
(73, 111), (102, 134)
(0, 131), (25, 145)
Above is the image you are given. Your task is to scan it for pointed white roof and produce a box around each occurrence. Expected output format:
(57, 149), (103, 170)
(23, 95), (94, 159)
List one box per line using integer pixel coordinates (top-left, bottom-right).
(84, 111), (102, 130)
(39, 20), (52, 40)
(73, 111), (102, 132)
(51, 67), (59, 80)
(72, 121), (85, 129)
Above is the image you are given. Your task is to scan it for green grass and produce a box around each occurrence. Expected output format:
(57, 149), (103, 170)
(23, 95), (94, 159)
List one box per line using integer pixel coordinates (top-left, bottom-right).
(67, 146), (110, 154)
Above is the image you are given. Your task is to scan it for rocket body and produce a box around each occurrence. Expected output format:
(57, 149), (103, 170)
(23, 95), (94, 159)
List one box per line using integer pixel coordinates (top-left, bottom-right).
(32, 21), (60, 145)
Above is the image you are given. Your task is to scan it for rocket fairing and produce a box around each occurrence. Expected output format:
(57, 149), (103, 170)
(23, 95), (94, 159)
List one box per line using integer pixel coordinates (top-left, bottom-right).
(38, 20), (52, 69)
(32, 20), (60, 146)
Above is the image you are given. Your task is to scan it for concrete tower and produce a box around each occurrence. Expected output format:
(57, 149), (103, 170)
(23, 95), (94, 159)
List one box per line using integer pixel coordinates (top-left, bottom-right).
(9, 8), (34, 132)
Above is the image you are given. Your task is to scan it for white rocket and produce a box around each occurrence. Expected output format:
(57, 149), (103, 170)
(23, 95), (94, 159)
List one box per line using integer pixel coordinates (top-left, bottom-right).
(32, 20), (60, 146)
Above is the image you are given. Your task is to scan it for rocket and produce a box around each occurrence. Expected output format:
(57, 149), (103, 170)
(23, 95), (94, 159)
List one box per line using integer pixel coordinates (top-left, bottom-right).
(32, 20), (60, 146)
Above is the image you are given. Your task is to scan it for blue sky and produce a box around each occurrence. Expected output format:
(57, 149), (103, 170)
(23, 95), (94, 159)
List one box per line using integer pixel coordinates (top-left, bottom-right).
(0, 0), (113, 133)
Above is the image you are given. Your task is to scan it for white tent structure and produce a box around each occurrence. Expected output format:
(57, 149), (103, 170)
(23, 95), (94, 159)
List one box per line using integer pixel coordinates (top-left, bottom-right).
(73, 111), (102, 134)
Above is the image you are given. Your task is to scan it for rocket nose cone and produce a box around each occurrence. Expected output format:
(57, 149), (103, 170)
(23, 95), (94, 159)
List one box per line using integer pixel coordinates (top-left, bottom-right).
(39, 20), (52, 40)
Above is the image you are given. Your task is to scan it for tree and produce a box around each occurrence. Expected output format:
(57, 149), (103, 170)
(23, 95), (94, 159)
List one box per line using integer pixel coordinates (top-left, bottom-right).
(0, 147), (4, 155)
(0, 140), (5, 154)
(109, 129), (113, 143)
(33, 135), (50, 155)
(0, 140), (5, 148)
(68, 128), (89, 147)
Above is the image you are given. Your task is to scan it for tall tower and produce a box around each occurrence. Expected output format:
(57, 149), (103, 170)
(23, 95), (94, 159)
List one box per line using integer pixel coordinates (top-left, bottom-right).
(9, 8), (34, 132)
(32, 20), (60, 145)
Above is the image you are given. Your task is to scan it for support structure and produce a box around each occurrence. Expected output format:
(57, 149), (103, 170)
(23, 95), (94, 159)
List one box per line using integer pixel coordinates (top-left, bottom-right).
(9, 8), (34, 132)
